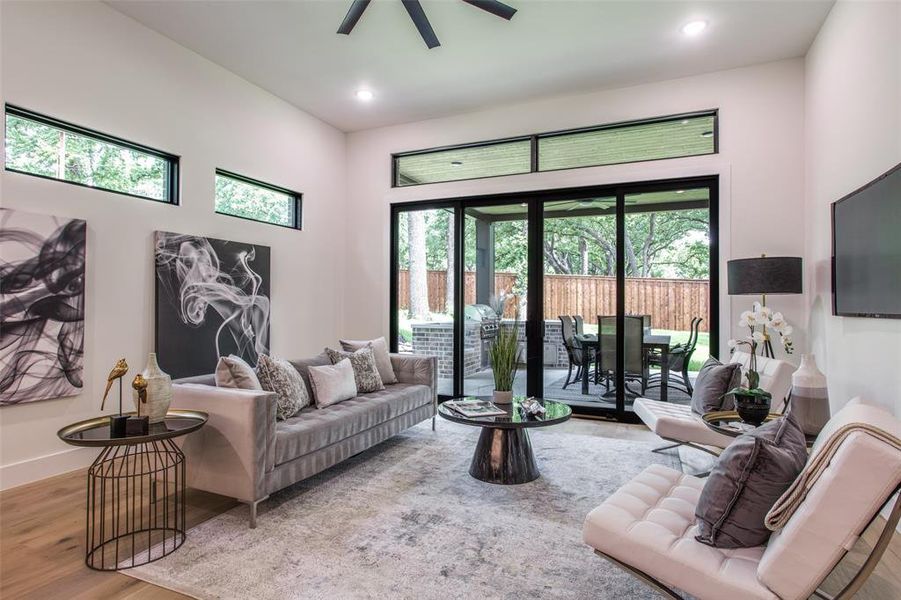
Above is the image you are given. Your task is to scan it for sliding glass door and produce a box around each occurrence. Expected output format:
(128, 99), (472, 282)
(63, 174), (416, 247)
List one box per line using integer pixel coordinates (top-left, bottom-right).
(390, 177), (718, 420)
(392, 206), (456, 397)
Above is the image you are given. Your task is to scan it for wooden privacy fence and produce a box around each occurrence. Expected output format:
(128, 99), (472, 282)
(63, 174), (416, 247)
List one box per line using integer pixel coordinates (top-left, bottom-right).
(398, 270), (709, 332)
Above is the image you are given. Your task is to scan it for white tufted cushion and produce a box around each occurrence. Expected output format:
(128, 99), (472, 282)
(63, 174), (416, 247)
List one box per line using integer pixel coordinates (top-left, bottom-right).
(633, 398), (734, 448)
(583, 464), (778, 600)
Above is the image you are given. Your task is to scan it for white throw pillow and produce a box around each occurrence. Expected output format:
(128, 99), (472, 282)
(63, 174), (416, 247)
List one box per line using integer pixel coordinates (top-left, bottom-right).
(339, 337), (397, 384)
(308, 359), (358, 408)
(215, 354), (262, 390)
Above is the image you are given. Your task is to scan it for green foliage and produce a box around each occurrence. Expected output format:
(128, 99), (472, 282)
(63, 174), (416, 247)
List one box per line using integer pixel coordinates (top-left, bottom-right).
(215, 175), (293, 226)
(489, 323), (521, 391)
(5, 114), (167, 200)
(397, 206), (710, 282)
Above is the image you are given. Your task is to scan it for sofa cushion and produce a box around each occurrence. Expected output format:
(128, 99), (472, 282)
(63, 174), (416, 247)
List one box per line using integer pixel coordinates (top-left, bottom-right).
(308, 359), (358, 408)
(215, 354), (262, 390)
(340, 337), (397, 384)
(288, 352), (331, 399)
(274, 383), (432, 466)
(325, 346), (384, 394)
(256, 354), (310, 420)
(634, 398), (735, 448)
(691, 357), (742, 415)
(695, 412), (807, 548)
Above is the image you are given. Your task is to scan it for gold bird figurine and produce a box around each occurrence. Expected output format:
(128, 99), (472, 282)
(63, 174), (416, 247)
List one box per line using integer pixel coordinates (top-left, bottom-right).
(131, 374), (148, 416)
(100, 358), (129, 410)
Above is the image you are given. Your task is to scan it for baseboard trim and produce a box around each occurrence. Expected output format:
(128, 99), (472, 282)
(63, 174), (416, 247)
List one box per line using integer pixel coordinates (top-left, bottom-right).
(0, 446), (99, 491)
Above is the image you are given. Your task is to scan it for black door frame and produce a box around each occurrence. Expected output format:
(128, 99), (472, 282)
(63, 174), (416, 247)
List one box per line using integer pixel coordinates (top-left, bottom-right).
(390, 175), (720, 422)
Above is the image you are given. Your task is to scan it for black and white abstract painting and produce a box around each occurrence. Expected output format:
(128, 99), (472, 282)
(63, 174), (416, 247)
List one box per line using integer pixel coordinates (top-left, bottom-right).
(0, 208), (86, 406)
(154, 231), (271, 379)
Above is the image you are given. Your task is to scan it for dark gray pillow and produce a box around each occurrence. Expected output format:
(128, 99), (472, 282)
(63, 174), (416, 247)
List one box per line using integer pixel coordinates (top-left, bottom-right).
(694, 412), (808, 548)
(690, 357), (742, 415)
(288, 352), (331, 400)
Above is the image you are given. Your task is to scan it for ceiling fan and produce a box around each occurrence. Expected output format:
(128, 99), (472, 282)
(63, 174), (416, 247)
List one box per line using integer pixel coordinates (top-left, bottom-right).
(337, 0), (517, 49)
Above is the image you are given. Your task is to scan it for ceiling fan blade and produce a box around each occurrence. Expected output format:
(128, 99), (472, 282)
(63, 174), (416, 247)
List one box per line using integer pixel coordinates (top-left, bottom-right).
(462, 0), (517, 20)
(337, 0), (372, 35)
(401, 0), (440, 49)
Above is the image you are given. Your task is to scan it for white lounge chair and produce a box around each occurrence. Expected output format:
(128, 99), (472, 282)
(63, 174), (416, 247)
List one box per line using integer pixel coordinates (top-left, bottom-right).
(634, 351), (794, 458)
(583, 399), (901, 600)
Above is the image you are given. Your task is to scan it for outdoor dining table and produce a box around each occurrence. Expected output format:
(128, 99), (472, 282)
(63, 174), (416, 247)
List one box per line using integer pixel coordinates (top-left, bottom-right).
(576, 334), (671, 402)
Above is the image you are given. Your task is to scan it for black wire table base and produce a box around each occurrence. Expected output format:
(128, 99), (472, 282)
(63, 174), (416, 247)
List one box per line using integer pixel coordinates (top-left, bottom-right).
(85, 437), (186, 571)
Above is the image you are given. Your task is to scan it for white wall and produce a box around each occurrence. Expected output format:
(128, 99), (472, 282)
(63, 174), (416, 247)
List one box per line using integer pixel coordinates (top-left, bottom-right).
(344, 59), (808, 363)
(0, 2), (347, 489)
(804, 0), (901, 417)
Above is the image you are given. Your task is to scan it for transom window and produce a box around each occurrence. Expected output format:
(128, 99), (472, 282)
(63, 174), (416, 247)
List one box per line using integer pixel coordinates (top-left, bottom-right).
(393, 111), (717, 187)
(214, 169), (302, 229)
(4, 104), (178, 203)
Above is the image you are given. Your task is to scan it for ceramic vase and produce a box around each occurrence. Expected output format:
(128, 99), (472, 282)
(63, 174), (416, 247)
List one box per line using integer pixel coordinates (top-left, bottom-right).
(493, 390), (513, 405)
(133, 353), (172, 423)
(789, 354), (830, 436)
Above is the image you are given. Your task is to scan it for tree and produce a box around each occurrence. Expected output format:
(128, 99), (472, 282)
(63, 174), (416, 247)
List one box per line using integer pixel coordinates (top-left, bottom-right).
(407, 211), (429, 320)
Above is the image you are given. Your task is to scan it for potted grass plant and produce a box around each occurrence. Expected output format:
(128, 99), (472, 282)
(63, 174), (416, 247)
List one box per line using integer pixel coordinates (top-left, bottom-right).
(489, 320), (521, 405)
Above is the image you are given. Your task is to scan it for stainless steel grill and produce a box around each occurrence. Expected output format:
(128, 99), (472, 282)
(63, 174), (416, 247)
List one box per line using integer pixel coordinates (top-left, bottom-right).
(466, 304), (500, 368)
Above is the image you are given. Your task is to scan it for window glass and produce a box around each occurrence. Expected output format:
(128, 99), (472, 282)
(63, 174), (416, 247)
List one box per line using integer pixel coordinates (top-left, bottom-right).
(5, 107), (175, 202)
(215, 170), (300, 229)
(395, 139), (531, 186)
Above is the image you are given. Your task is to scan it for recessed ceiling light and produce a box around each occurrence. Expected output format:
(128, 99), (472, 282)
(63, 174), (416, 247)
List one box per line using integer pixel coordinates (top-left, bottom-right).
(451, 161), (463, 167)
(355, 89), (374, 101)
(681, 20), (708, 36)
(676, 190), (685, 194)
(700, 130), (714, 138)
(520, 202), (527, 207)
(680, 119), (689, 125)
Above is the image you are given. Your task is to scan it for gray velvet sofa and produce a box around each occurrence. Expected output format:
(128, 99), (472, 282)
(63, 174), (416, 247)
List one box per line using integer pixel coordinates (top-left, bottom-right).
(171, 353), (437, 527)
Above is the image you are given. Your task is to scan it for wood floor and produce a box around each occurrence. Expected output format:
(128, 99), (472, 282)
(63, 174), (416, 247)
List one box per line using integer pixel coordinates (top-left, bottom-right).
(1, 418), (899, 599)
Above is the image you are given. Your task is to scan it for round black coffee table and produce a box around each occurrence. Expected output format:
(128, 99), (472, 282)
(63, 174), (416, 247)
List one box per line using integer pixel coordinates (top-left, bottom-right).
(58, 410), (207, 570)
(438, 397), (572, 484)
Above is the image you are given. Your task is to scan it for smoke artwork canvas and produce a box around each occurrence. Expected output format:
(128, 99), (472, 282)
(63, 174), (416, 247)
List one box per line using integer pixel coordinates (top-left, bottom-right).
(154, 231), (271, 379)
(0, 209), (87, 406)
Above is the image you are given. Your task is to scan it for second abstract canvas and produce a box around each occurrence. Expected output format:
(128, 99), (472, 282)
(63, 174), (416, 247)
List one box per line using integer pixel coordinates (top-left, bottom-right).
(154, 231), (271, 379)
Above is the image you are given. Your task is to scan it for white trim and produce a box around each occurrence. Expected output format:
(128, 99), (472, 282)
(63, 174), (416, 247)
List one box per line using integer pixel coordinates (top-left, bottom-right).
(0, 446), (99, 491)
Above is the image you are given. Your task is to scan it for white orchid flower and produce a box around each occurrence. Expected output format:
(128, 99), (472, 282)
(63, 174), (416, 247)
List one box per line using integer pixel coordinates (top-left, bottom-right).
(757, 305), (773, 319)
(727, 339), (738, 348)
(751, 331), (766, 344)
(781, 325), (793, 336)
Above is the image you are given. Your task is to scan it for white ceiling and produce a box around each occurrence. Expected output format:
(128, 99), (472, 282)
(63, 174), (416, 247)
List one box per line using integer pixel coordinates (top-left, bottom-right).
(107, 0), (833, 132)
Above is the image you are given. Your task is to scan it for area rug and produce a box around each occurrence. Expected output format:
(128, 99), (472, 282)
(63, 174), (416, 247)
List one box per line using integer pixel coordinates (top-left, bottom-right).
(125, 421), (680, 599)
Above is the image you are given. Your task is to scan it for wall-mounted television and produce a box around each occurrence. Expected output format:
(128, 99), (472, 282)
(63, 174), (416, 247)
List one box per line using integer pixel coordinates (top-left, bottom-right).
(832, 162), (901, 318)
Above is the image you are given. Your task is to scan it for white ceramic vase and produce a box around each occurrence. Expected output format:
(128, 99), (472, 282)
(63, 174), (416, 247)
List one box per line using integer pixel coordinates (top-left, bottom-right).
(133, 353), (172, 423)
(790, 354), (830, 436)
(493, 390), (513, 405)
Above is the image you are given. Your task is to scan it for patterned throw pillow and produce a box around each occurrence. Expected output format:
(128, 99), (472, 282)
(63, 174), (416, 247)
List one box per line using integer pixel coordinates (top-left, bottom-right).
(325, 346), (384, 394)
(256, 354), (310, 420)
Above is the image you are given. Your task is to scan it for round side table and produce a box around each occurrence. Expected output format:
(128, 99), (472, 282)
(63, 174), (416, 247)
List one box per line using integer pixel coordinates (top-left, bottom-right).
(58, 410), (207, 570)
(701, 410), (816, 448)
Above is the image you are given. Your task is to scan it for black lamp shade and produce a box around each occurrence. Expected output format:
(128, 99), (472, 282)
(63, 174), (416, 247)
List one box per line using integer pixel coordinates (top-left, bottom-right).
(727, 257), (802, 295)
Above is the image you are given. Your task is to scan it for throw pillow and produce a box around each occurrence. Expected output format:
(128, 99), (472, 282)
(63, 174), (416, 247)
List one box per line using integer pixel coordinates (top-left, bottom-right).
(339, 337), (397, 384)
(308, 359), (358, 408)
(325, 346), (385, 394)
(256, 354), (310, 420)
(215, 354), (262, 390)
(694, 412), (808, 548)
(690, 357), (742, 415)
